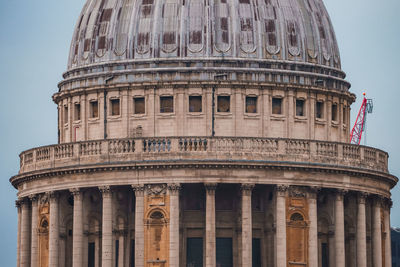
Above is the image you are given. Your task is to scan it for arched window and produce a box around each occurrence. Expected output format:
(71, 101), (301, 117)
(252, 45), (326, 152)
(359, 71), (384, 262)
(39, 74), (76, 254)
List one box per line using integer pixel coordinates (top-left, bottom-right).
(150, 211), (164, 220)
(290, 213), (304, 222)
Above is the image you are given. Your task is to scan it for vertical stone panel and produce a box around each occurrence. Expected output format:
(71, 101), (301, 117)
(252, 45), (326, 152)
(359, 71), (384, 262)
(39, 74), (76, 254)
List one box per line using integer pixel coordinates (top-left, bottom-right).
(168, 184), (181, 267)
(30, 195), (39, 267)
(334, 190), (346, 267)
(240, 184), (254, 267)
(275, 185), (287, 267)
(132, 185), (145, 267)
(357, 193), (368, 267)
(49, 192), (59, 267)
(205, 183), (217, 267)
(71, 188), (84, 267)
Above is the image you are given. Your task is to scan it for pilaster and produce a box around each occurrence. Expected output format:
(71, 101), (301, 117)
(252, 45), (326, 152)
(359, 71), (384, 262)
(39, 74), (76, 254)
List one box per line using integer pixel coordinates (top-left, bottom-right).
(205, 183), (217, 267)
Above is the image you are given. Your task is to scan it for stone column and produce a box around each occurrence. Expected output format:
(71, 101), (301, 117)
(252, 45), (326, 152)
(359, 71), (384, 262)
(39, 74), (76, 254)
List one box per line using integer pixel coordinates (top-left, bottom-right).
(241, 184), (254, 267)
(21, 198), (31, 267)
(372, 196), (382, 267)
(357, 192), (368, 267)
(49, 192), (60, 267)
(168, 183), (181, 267)
(30, 195), (39, 267)
(132, 185), (145, 267)
(71, 188), (84, 267)
(118, 233), (125, 267)
(16, 200), (22, 267)
(334, 190), (345, 267)
(100, 186), (113, 267)
(384, 199), (392, 267)
(308, 188), (319, 267)
(205, 183), (217, 267)
(276, 185), (288, 267)
(328, 229), (336, 267)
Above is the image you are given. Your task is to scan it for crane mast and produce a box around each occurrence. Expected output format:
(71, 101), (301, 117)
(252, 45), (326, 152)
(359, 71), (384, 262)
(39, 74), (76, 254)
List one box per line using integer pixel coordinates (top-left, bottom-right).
(349, 93), (373, 145)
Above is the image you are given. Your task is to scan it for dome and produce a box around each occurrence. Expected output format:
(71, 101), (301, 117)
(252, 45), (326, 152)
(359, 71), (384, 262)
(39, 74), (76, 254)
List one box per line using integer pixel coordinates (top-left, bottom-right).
(67, 0), (341, 71)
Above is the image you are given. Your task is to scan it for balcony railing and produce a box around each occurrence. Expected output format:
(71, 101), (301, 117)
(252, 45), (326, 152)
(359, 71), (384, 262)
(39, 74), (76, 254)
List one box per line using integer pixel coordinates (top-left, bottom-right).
(18, 137), (389, 175)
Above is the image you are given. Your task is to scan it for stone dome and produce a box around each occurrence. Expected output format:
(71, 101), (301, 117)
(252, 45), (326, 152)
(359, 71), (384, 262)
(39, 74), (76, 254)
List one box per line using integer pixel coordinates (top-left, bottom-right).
(67, 0), (341, 71)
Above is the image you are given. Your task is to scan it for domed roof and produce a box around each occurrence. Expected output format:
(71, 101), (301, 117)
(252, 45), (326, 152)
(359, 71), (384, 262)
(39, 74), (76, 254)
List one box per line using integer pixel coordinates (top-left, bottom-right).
(67, 0), (341, 71)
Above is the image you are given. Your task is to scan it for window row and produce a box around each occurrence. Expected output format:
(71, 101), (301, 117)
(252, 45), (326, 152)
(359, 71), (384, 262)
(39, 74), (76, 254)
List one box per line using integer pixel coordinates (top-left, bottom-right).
(63, 96), (347, 123)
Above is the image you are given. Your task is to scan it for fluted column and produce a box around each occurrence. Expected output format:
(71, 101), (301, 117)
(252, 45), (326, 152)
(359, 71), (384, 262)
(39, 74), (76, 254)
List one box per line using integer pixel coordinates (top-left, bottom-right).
(132, 185), (145, 267)
(241, 184), (254, 267)
(334, 190), (345, 267)
(30, 195), (39, 267)
(100, 186), (113, 267)
(308, 188), (319, 267)
(16, 200), (22, 267)
(276, 185), (288, 267)
(49, 192), (60, 267)
(205, 183), (217, 267)
(168, 183), (181, 267)
(357, 192), (368, 267)
(372, 196), (382, 267)
(71, 188), (84, 267)
(384, 199), (392, 267)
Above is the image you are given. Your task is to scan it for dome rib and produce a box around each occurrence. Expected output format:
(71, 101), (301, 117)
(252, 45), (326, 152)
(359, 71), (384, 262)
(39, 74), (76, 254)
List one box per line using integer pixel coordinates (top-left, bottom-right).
(67, 0), (341, 70)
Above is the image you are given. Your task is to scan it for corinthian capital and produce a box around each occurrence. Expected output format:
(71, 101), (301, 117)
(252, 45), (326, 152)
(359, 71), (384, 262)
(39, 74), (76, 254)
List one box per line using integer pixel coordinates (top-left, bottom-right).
(204, 183), (218, 195)
(168, 183), (182, 196)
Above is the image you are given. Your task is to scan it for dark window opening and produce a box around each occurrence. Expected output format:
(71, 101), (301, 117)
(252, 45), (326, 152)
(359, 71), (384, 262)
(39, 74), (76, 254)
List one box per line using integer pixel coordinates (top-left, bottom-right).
(163, 32), (176, 45)
(287, 21), (298, 47)
(272, 98), (282, 115)
(187, 238), (203, 267)
(296, 99), (305, 117)
(138, 33), (150, 47)
(84, 39), (91, 52)
(216, 185), (236, 211)
(74, 103), (81, 121)
(100, 9), (113, 22)
(332, 103), (338, 121)
(111, 99), (120, 116)
(160, 96), (174, 113)
(252, 238), (261, 267)
(130, 239), (135, 267)
(316, 101), (324, 119)
(342, 107), (346, 124)
(290, 213), (304, 221)
(217, 96), (230, 113)
(134, 98), (145, 114)
(246, 96), (257, 113)
(190, 31), (202, 45)
(216, 238), (233, 267)
(183, 184), (205, 211)
(189, 96), (202, 113)
(90, 101), (99, 118)
(64, 106), (68, 123)
(88, 242), (95, 267)
(322, 242), (329, 267)
(98, 36), (106, 50)
(115, 240), (119, 267)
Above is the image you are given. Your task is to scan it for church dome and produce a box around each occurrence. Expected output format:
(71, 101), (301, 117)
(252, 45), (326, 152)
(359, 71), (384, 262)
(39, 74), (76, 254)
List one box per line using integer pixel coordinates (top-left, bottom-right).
(67, 0), (342, 72)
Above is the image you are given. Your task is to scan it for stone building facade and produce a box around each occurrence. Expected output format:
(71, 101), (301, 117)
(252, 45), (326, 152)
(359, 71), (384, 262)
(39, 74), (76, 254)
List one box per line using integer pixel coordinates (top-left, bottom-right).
(11, 0), (397, 267)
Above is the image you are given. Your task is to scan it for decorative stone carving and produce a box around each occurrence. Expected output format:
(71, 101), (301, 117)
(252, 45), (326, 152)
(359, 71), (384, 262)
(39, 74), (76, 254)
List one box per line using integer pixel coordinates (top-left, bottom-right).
(29, 194), (39, 203)
(240, 183), (255, 196)
(289, 186), (306, 198)
(335, 189), (348, 201)
(357, 192), (369, 204)
(69, 188), (82, 200)
(99, 186), (112, 196)
(146, 184), (167, 196)
(167, 183), (182, 196)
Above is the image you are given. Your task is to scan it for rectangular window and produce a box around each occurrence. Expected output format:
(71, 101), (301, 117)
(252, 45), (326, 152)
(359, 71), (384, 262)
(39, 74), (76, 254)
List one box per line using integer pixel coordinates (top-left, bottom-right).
(272, 97), (282, 115)
(252, 238), (261, 267)
(216, 238), (233, 267)
(130, 239), (135, 267)
(217, 96), (230, 112)
(296, 99), (305, 117)
(321, 242), (329, 267)
(64, 105), (68, 123)
(88, 242), (95, 267)
(134, 97), (145, 114)
(111, 99), (120, 116)
(160, 96), (174, 113)
(187, 238), (203, 267)
(246, 96), (257, 113)
(115, 240), (119, 267)
(90, 101), (99, 118)
(189, 96), (202, 113)
(332, 103), (338, 121)
(316, 101), (324, 119)
(74, 103), (81, 121)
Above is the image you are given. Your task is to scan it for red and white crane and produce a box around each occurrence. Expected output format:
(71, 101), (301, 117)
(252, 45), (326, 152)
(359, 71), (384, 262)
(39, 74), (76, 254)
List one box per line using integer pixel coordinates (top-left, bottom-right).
(349, 93), (373, 145)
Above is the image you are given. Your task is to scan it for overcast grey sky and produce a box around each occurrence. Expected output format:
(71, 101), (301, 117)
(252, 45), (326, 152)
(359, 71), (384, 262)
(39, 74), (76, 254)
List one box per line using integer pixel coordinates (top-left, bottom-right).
(0, 0), (399, 265)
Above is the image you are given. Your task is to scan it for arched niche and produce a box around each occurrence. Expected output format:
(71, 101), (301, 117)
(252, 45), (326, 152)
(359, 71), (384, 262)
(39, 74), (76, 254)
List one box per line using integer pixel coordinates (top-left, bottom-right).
(286, 211), (309, 266)
(144, 208), (169, 266)
(38, 217), (49, 267)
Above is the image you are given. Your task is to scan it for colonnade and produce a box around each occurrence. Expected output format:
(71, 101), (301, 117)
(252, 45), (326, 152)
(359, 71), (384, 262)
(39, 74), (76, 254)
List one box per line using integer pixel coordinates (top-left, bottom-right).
(16, 184), (392, 267)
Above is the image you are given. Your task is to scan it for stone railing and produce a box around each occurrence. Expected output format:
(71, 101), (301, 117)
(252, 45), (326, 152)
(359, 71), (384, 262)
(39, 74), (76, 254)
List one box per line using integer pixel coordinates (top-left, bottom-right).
(18, 137), (389, 175)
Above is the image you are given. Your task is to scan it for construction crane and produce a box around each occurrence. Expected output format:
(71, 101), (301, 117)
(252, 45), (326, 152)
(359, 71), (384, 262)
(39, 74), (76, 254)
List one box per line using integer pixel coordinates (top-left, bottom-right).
(349, 93), (373, 145)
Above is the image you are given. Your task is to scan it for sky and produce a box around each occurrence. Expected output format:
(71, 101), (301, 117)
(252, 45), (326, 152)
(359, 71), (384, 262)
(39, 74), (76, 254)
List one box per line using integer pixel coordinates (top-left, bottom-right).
(0, 0), (399, 265)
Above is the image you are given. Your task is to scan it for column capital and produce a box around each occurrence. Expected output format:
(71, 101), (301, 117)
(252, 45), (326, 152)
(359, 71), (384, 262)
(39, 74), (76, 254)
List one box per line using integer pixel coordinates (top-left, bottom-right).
(47, 191), (59, 202)
(29, 194), (39, 203)
(276, 184), (289, 197)
(167, 183), (182, 196)
(335, 189), (348, 201)
(131, 184), (145, 197)
(357, 192), (369, 204)
(240, 184), (255, 196)
(70, 188), (83, 200)
(204, 183), (218, 195)
(99, 186), (112, 196)
(371, 194), (384, 207)
(307, 186), (321, 199)
(15, 199), (23, 208)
